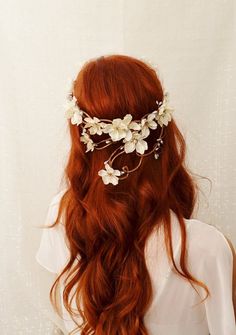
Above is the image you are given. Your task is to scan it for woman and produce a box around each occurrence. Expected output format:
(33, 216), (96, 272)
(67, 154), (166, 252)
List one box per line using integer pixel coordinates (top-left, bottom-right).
(36, 54), (236, 335)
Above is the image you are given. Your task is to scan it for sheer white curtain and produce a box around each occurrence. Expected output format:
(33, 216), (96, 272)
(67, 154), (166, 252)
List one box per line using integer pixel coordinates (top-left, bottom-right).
(0, 0), (235, 334)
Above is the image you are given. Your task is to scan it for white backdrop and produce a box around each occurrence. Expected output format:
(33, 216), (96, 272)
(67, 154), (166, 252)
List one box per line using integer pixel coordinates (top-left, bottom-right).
(0, 0), (235, 334)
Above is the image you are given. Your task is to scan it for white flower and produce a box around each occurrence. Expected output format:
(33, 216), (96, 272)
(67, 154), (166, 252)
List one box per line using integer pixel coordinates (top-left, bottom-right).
(103, 114), (140, 142)
(65, 96), (83, 126)
(84, 116), (104, 135)
(156, 108), (173, 127)
(98, 163), (121, 185)
(140, 112), (158, 137)
(123, 131), (148, 155)
(80, 132), (95, 152)
(71, 110), (83, 125)
(155, 93), (174, 127)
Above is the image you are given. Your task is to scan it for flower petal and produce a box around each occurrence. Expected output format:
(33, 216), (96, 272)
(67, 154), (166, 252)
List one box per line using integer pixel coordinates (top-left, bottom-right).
(124, 141), (136, 153)
(110, 129), (120, 141)
(103, 124), (113, 133)
(98, 169), (107, 177)
(89, 127), (96, 135)
(147, 113), (156, 121)
(105, 163), (114, 174)
(113, 118), (122, 126)
(136, 140), (148, 154)
(109, 175), (119, 185)
(141, 127), (150, 138)
(129, 121), (141, 130)
(65, 107), (75, 119)
(158, 105), (165, 115)
(124, 129), (132, 141)
(162, 118), (169, 126)
(157, 119), (164, 127)
(118, 129), (128, 140)
(96, 128), (103, 135)
(123, 114), (132, 124)
(141, 118), (146, 127)
(84, 117), (92, 123)
(103, 175), (112, 185)
(114, 169), (121, 176)
(71, 111), (83, 125)
(149, 120), (158, 129)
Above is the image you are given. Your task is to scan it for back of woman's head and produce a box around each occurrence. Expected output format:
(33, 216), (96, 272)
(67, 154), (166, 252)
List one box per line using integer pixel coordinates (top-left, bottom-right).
(50, 54), (209, 335)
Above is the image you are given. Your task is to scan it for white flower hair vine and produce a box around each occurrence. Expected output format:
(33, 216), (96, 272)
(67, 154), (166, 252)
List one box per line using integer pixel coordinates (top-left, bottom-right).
(65, 84), (174, 185)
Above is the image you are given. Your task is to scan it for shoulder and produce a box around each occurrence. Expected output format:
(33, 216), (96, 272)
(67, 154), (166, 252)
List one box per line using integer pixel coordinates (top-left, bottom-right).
(184, 217), (233, 262)
(184, 218), (236, 326)
(44, 188), (68, 226)
(35, 188), (70, 274)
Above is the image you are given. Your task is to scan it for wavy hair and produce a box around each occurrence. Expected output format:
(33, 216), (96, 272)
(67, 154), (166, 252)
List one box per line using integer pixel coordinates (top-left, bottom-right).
(48, 54), (210, 335)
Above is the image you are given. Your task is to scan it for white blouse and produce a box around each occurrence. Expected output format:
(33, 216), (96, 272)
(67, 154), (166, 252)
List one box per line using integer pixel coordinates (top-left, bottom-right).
(35, 190), (236, 335)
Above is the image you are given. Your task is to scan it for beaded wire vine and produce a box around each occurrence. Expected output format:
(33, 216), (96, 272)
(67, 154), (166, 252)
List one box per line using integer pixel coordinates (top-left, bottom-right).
(65, 86), (174, 185)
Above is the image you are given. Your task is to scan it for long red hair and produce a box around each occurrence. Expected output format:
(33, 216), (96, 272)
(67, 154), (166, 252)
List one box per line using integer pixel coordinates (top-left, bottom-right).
(49, 54), (210, 334)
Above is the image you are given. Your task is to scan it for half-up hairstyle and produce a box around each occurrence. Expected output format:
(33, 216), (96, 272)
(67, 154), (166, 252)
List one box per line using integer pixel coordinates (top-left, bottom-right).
(48, 54), (210, 335)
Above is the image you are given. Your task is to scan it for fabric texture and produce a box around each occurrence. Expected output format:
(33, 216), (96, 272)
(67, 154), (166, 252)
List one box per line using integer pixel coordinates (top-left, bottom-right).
(35, 190), (236, 335)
